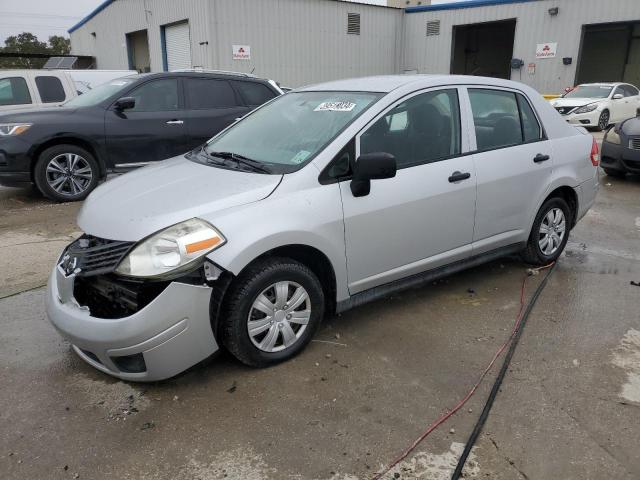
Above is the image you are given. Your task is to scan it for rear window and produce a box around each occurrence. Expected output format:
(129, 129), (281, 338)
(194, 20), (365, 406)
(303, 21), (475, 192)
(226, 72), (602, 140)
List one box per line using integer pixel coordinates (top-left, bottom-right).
(35, 76), (66, 103)
(0, 77), (32, 106)
(233, 81), (277, 106)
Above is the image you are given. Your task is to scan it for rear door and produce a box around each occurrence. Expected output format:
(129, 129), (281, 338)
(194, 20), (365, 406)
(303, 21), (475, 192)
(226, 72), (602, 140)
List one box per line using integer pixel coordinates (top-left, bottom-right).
(183, 77), (249, 148)
(339, 87), (476, 293)
(104, 77), (187, 167)
(467, 87), (552, 254)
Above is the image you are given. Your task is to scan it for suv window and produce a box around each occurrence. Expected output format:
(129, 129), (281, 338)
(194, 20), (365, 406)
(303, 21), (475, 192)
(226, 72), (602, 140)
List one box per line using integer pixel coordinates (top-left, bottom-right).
(35, 76), (66, 103)
(0, 77), (32, 106)
(360, 89), (461, 169)
(186, 78), (237, 109)
(233, 81), (277, 106)
(128, 79), (179, 111)
(469, 89), (542, 151)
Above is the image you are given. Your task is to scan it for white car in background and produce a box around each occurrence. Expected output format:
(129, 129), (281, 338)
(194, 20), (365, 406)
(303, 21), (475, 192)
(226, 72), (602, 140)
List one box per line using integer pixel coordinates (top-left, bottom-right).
(550, 82), (640, 131)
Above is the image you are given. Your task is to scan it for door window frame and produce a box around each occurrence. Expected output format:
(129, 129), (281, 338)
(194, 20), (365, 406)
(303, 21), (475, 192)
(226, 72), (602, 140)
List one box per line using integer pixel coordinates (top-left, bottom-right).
(464, 86), (547, 154)
(108, 77), (185, 112)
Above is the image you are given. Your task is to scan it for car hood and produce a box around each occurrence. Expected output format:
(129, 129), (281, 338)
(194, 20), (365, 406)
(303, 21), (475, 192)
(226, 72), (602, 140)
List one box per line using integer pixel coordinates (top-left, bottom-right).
(0, 105), (78, 121)
(78, 155), (283, 241)
(551, 97), (604, 108)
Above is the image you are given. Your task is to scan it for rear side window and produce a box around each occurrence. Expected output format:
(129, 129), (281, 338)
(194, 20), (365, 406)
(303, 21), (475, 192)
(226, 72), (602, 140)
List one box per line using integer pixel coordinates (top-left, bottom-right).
(185, 78), (237, 109)
(35, 76), (66, 103)
(0, 77), (32, 106)
(469, 89), (542, 151)
(233, 81), (277, 106)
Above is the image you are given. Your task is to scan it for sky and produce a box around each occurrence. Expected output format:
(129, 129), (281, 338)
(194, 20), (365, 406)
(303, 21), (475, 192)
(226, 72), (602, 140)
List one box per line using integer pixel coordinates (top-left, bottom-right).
(0, 0), (469, 44)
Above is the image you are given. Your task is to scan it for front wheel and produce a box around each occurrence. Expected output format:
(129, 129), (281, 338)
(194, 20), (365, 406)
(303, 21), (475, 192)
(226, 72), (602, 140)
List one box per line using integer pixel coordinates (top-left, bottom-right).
(522, 197), (572, 266)
(595, 110), (610, 131)
(221, 258), (325, 367)
(34, 145), (99, 202)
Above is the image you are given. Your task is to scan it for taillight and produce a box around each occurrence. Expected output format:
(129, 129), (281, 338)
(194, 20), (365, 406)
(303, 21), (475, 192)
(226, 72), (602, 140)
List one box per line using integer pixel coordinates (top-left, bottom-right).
(590, 137), (600, 166)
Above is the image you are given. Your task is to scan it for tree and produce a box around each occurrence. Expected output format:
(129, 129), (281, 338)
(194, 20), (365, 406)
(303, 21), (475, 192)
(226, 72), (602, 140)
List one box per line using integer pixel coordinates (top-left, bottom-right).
(0, 32), (72, 69)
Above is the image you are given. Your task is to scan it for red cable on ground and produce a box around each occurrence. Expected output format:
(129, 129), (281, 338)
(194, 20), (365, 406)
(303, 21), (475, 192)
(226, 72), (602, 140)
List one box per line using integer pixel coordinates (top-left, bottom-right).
(372, 263), (554, 480)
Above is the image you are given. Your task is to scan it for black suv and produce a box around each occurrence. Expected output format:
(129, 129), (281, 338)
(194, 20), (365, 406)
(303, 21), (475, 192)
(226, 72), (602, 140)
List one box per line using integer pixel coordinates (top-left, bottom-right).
(0, 71), (282, 201)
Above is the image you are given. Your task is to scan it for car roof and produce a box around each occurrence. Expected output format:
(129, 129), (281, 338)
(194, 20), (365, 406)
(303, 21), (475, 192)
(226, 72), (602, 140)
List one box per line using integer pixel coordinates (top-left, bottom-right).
(298, 74), (534, 93)
(129, 71), (272, 83)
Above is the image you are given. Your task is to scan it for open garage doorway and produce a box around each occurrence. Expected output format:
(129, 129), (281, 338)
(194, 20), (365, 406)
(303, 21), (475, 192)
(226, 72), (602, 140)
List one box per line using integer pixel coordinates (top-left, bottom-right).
(451, 19), (516, 79)
(576, 22), (640, 87)
(126, 29), (150, 73)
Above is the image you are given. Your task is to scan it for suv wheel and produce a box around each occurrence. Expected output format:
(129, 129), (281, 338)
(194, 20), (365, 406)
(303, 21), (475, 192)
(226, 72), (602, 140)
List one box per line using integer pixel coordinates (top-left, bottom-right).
(522, 197), (572, 265)
(34, 145), (99, 202)
(221, 258), (324, 367)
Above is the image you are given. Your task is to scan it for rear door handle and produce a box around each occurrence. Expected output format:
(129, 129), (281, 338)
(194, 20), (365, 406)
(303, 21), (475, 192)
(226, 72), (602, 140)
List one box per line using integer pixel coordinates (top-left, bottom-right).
(166, 120), (184, 125)
(533, 153), (550, 163)
(448, 171), (471, 183)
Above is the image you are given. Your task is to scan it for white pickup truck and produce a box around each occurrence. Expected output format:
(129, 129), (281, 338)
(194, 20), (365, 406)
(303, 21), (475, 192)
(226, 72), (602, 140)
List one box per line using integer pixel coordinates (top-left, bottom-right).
(0, 69), (136, 112)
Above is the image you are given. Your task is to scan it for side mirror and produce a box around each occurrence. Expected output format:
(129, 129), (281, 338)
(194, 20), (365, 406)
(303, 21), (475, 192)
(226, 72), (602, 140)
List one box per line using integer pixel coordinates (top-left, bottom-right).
(114, 96), (136, 110)
(350, 152), (396, 197)
(613, 93), (624, 100)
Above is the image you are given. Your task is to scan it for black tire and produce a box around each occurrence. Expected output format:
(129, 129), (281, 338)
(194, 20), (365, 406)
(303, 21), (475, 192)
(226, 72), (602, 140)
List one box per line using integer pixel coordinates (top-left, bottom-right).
(34, 145), (100, 202)
(595, 110), (610, 131)
(603, 168), (626, 178)
(221, 257), (324, 367)
(521, 197), (573, 266)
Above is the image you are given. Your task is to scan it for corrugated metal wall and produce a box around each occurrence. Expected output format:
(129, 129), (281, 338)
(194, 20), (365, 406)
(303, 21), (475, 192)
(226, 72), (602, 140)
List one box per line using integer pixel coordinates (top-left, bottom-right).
(70, 0), (403, 87)
(402, 0), (640, 93)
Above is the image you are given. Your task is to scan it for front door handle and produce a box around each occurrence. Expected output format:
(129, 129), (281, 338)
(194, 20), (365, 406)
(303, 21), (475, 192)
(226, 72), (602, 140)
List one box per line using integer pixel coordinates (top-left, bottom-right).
(448, 171), (471, 183)
(166, 120), (184, 125)
(533, 153), (550, 163)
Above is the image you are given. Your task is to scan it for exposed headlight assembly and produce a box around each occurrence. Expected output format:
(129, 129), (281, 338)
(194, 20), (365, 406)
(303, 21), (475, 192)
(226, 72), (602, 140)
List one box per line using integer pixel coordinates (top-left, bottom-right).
(115, 218), (226, 279)
(574, 104), (598, 114)
(0, 123), (32, 136)
(604, 128), (621, 145)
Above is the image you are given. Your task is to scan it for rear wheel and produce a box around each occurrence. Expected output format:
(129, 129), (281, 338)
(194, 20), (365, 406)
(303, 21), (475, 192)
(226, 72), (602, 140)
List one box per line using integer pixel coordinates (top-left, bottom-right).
(603, 168), (626, 178)
(522, 197), (572, 266)
(34, 145), (99, 202)
(596, 110), (610, 131)
(221, 258), (324, 367)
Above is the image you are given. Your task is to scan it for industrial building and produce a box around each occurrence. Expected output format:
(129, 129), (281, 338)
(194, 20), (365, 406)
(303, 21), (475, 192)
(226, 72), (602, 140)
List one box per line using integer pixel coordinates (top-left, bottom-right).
(69, 0), (640, 94)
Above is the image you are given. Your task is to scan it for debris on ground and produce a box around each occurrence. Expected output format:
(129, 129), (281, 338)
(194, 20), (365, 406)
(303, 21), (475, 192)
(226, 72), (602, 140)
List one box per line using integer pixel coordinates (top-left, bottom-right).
(630, 281), (640, 287)
(526, 268), (540, 276)
(449, 428), (455, 434)
(227, 381), (237, 393)
(467, 288), (476, 295)
(140, 422), (155, 431)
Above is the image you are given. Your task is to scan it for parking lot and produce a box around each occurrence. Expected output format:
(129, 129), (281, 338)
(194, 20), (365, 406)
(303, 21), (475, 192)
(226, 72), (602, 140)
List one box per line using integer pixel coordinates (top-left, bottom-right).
(0, 130), (638, 479)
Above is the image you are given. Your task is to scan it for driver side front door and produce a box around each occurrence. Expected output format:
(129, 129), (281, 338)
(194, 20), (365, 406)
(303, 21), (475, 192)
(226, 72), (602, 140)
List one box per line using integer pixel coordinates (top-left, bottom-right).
(338, 88), (476, 294)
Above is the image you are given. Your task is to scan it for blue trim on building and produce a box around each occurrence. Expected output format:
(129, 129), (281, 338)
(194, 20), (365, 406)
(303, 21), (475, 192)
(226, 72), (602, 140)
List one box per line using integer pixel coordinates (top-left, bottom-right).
(406, 0), (537, 14)
(160, 26), (168, 72)
(68, 0), (115, 33)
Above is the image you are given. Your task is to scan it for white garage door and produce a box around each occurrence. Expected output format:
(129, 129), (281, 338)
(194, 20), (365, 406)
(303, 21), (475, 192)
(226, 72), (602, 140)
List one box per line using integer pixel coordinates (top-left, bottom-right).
(164, 21), (192, 71)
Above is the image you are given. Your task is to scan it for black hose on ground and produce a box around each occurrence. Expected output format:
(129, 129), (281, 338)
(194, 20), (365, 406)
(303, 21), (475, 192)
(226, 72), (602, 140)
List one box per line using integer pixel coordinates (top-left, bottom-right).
(451, 262), (557, 480)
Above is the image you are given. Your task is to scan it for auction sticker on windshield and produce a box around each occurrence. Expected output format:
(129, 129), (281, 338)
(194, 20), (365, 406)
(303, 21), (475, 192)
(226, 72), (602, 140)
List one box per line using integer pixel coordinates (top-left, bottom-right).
(315, 102), (356, 112)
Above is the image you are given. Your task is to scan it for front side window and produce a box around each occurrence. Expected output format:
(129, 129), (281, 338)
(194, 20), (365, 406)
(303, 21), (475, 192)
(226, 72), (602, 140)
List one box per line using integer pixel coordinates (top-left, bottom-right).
(360, 89), (461, 168)
(0, 77), (31, 106)
(64, 77), (136, 108)
(128, 79), (178, 112)
(200, 91), (382, 173)
(185, 78), (236, 109)
(35, 76), (66, 103)
(623, 84), (639, 97)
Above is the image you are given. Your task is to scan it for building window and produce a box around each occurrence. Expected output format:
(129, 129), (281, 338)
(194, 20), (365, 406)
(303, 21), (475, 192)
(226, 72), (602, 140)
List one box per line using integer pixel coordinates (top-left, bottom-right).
(347, 13), (360, 35)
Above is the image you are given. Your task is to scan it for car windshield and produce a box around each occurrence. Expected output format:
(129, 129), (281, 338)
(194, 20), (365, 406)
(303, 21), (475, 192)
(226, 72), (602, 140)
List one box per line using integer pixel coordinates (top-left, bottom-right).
(199, 91), (383, 173)
(64, 77), (136, 107)
(564, 85), (613, 99)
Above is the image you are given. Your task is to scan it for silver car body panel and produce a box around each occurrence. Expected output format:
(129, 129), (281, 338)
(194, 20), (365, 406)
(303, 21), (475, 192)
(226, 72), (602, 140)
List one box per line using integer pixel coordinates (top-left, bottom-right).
(48, 75), (597, 381)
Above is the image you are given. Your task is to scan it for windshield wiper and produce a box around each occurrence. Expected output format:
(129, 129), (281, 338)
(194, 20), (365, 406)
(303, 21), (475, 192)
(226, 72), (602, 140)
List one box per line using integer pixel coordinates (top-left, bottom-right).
(208, 151), (272, 174)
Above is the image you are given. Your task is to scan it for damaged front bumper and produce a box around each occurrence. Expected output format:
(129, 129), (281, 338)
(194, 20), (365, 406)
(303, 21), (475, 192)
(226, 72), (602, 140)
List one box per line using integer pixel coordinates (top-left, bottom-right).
(45, 264), (219, 382)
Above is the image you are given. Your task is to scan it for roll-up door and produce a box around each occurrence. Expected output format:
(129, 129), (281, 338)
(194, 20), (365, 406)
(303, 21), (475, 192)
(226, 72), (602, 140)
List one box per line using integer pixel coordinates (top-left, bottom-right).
(164, 21), (192, 71)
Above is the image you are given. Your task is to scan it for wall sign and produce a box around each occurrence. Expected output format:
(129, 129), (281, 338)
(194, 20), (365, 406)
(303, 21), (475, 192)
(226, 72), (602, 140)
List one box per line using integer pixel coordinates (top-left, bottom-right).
(536, 42), (557, 59)
(232, 45), (251, 60)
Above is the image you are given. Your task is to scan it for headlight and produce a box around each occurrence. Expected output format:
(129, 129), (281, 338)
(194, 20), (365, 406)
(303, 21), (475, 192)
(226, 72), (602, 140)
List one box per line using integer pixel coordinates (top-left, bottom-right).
(115, 218), (226, 278)
(604, 128), (621, 145)
(0, 123), (32, 136)
(574, 104), (598, 114)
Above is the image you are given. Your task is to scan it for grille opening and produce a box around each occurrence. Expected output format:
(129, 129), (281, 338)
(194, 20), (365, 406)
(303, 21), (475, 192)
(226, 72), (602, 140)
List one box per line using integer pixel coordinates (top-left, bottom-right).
(62, 235), (134, 278)
(347, 13), (360, 35)
(426, 20), (440, 36)
(112, 353), (147, 373)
